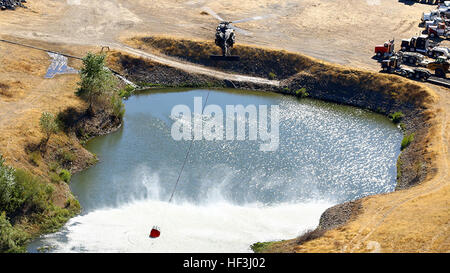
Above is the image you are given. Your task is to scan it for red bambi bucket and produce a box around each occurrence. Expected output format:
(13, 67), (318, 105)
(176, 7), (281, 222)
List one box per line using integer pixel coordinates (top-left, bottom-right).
(149, 226), (161, 238)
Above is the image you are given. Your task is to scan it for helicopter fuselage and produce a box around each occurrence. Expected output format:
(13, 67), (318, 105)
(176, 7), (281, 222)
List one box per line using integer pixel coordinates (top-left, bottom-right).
(215, 22), (235, 56)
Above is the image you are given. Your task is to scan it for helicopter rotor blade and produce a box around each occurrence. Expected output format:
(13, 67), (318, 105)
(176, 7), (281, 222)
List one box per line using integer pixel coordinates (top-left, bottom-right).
(201, 6), (225, 22)
(186, 0), (214, 8)
(231, 14), (272, 24)
(230, 24), (252, 36)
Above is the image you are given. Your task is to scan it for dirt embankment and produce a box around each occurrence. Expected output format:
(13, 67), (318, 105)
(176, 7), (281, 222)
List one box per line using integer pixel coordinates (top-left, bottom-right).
(116, 37), (445, 252)
(106, 51), (226, 89)
(125, 36), (314, 80)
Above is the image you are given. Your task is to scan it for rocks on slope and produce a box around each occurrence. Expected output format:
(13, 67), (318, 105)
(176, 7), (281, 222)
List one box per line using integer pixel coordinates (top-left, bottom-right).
(1, 0), (27, 11)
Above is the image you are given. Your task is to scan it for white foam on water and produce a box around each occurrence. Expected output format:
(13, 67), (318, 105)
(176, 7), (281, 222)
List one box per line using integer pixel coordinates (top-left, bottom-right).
(39, 199), (332, 253)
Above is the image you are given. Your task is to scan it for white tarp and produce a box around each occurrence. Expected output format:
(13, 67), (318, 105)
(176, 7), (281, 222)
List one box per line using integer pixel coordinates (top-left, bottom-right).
(45, 52), (78, 79)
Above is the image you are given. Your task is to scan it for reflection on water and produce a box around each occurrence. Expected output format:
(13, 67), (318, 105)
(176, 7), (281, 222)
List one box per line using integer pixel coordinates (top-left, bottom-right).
(29, 88), (402, 253)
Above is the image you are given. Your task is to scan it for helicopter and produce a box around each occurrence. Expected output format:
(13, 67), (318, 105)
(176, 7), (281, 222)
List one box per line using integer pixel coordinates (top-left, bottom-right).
(202, 7), (270, 61)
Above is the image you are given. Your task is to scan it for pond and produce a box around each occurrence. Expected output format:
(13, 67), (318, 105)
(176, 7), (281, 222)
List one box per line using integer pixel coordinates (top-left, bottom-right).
(29, 88), (403, 252)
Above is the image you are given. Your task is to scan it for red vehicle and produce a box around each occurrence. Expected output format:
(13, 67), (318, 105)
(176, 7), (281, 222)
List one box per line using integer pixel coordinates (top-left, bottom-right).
(375, 39), (395, 59)
(428, 23), (450, 38)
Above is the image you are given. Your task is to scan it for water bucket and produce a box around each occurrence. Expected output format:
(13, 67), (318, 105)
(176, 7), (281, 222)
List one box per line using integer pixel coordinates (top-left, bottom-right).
(149, 226), (161, 238)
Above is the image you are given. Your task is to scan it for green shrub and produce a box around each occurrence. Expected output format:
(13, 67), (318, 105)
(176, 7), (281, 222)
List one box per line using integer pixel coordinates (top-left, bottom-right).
(295, 87), (309, 98)
(33, 205), (71, 234)
(401, 133), (415, 150)
(77, 53), (118, 112)
(137, 82), (163, 88)
(389, 111), (404, 124)
(1, 156), (52, 216)
(12, 169), (51, 214)
(48, 162), (59, 172)
(268, 72), (276, 80)
(88, 155), (99, 165)
(39, 112), (59, 146)
(58, 149), (75, 165)
(0, 212), (29, 253)
(0, 155), (16, 212)
(111, 94), (125, 120)
(59, 169), (71, 183)
(250, 241), (275, 253)
(119, 85), (135, 98)
(28, 151), (41, 167)
(282, 87), (290, 93)
(49, 172), (61, 184)
(0, 155), (79, 253)
(64, 198), (80, 210)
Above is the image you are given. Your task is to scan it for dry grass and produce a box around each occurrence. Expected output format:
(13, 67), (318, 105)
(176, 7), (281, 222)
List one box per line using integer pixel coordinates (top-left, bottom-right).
(0, 39), (116, 242)
(296, 229), (326, 245)
(0, 39), (97, 194)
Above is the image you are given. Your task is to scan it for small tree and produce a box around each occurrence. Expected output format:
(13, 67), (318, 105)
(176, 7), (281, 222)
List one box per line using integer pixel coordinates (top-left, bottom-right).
(39, 112), (59, 148)
(77, 52), (117, 113)
(389, 111), (404, 124)
(0, 155), (16, 211)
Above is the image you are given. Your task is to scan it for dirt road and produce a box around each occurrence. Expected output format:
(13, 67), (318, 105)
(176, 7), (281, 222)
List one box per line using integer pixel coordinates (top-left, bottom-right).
(111, 43), (280, 86)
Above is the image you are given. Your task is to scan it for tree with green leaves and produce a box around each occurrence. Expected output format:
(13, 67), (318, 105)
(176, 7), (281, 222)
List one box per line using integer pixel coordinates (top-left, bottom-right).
(0, 155), (16, 212)
(77, 52), (118, 113)
(39, 112), (59, 148)
(0, 212), (29, 253)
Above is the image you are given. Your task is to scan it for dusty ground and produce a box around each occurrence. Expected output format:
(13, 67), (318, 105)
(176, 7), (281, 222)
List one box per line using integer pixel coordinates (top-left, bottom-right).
(0, 0), (448, 252)
(0, 0), (440, 69)
(0, 41), (83, 173)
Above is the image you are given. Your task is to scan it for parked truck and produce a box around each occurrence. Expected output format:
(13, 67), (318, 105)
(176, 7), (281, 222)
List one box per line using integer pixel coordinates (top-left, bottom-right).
(428, 22), (450, 38)
(381, 55), (431, 81)
(374, 39), (395, 59)
(400, 35), (436, 55)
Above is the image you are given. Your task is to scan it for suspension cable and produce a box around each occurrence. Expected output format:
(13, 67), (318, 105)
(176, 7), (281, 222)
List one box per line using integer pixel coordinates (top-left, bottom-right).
(168, 90), (212, 203)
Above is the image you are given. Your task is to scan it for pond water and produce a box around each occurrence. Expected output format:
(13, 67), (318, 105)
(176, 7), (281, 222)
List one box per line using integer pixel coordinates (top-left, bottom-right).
(29, 88), (403, 252)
